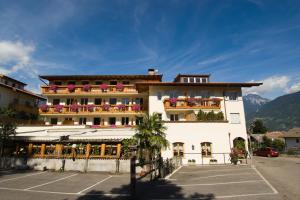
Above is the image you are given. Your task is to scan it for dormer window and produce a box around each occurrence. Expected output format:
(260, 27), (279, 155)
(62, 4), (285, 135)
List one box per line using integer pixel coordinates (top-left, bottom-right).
(110, 81), (117, 85)
(183, 77), (188, 83)
(202, 78), (207, 83)
(54, 81), (62, 85)
(196, 77), (201, 83)
(189, 77), (195, 83)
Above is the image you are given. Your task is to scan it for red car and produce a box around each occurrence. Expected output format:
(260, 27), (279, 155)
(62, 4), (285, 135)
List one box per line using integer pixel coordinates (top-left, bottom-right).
(253, 147), (279, 157)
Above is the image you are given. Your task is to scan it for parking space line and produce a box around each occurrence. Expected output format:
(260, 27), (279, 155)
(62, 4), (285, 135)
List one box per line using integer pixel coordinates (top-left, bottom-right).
(178, 168), (252, 174)
(252, 165), (278, 194)
(216, 192), (278, 199)
(0, 187), (130, 196)
(24, 174), (78, 190)
(0, 171), (47, 183)
(170, 172), (256, 181)
(76, 175), (112, 194)
(165, 166), (183, 180)
(159, 180), (264, 187)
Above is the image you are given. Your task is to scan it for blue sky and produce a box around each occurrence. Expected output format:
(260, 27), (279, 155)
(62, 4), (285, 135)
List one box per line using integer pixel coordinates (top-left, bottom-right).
(0, 0), (300, 99)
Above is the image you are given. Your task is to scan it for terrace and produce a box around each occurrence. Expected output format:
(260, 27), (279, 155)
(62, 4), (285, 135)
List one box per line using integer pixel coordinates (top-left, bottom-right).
(164, 97), (222, 110)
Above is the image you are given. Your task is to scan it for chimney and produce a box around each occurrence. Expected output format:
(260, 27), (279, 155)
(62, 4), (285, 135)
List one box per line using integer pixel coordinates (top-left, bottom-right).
(148, 68), (158, 75)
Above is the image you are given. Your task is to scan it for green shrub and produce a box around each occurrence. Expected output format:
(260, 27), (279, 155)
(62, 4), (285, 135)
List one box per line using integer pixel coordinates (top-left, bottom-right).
(196, 110), (224, 121)
(287, 149), (295, 155)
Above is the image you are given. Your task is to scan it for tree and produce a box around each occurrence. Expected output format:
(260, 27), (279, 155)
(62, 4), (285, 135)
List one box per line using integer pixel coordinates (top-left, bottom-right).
(133, 113), (169, 166)
(0, 108), (16, 156)
(250, 119), (267, 134)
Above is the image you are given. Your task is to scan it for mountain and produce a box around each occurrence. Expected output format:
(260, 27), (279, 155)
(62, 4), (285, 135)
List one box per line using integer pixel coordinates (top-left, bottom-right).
(245, 91), (300, 131)
(243, 94), (270, 117)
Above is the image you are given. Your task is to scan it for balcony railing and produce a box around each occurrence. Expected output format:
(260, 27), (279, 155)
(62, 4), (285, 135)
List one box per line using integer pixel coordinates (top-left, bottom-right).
(164, 98), (222, 110)
(39, 104), (145, 115)
(41, 84), (137, 95)
(9, 103), (39, 115)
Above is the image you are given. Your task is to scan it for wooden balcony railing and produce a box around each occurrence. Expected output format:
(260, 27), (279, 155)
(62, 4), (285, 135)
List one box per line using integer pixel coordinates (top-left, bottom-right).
(41, 84), (137, 95)
(10, 103), (39, 115)
(39, 104), (145, 114)
(164, 98), (222, 110)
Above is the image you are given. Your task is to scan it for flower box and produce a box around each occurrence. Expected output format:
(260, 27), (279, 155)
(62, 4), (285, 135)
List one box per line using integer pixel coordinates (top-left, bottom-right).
(99, 84), (108, 92)
(117, 104), (126, 111)
(169, 98), (177, 107)
(70, 104), (80, 112)
(67, 84), (76, 92)
(110, 124), (117, 128)
(102, 104), (110, 111)
(39, 104), (49, 112)
(116, 83), (124, 91)
(187, 98), (196, 106)
(91, 125), (100, 129)
(86, 104), (95, 112)
(132, 104), (141, 112)
(54, 104), (64, 112)
(49, 85), (58, 92)
(83, 84), (91, 92)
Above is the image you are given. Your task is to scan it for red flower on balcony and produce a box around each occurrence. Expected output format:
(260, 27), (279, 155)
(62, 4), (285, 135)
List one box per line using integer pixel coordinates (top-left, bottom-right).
(39, 104), (48, 112)
(117, 104), (126, 111)
(54, 104), (64, 112)
(110, 124), (117, 128)
(169, 98), (177, 106)
(132, 104), (141, 112)
(99, 84), (108, 91)
(67, 84), (76, 92)
(86, 104), (95, 112)
(49, 84), (58, 92)
(70, 104), (80, 112)
(83, 84), (91, 92)
(116, 83), (124, 91)
(102, 104), (110, 111)
(91, 125), (100, 129)
(187, 98), (197, 105)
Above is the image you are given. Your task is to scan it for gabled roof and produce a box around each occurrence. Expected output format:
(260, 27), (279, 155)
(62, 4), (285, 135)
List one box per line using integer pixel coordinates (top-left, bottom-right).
(283, 128), (300, 138)
(0, 82), (45, 100)
(0, 74), (27, 86)
(39, 74), (163, 81)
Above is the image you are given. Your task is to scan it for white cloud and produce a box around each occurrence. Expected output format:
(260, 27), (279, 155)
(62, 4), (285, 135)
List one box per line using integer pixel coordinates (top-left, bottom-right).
(0, 40), (35, 74)
(243, 76), (290, 98)
(286, 82), (300, 94)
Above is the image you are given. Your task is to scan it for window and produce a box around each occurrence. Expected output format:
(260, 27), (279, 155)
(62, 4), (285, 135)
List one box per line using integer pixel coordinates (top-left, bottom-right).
(54, 81), (62, 85)
(296, 139), (299, 143)
(201, 91), (210, 98)
(93, 118), (101, 125)
(170, 114), (179, 121)
(66, 98), (74, 105)
(94, 98), (102, 105)
(65, 117), (72, 121)
(135, 98), (143, 105)
(173, 143), (184, 157)
(68, 81), (76, 85)
(202, 78), (207, 83)
(50, 118), (58, 125)
(79, 118), (86, 125)
(189, 77), (195, 83)
(80, 98), (88, 105)
(109, 98), (117, 105)
(195, 77), (201, 83)
(121, 117), (129, 125)
(169, 91), (178, 98)
(95, 81), (102, 85)
(183, 77), (188, 83)
(110, 81), (117, 85)
(227, 92), (238, 101)
(122, 81), (130, 85)
(201, 142), (212, 157)
(122, 98), (130, 105)
(157, 113), (162, 121)
(12, 83), (15, 87)
(136, 117), (143, 125)
(105, 144), (117, 156)
(109, 117), (116, 125)
(53, 99), (60, 105)
(82, 81), (89, 85)
(157, 92), (162, 100)
(230, 113), (240, 124)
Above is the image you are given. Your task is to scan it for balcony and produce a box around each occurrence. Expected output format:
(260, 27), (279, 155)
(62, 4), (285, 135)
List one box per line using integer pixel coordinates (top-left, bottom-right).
(164, 98), (222, 110)
(41, 84), (138, 96)
(9, 103), (39, 115)
(39, 104), (145, 116)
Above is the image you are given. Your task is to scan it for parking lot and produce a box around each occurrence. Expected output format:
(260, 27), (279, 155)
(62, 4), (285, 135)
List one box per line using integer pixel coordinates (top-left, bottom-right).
(0, 164), (280, 200)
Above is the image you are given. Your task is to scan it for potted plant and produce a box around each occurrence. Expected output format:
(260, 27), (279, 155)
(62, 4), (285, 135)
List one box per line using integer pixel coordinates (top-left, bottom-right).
(169, 98), (177, 107)
(54, 104), (64, 113)
(99, 84), (108, 92)
(83, 84), (91, 92)
(132, 104), (141, 112)
(117, 104), (126, 111)
(116, 83), (124, 91)
(67, 84), (76, 92)
(39, 104), (49, 112)
(230, 148), (239, 165)
(86, 104), (95, 112)
(70, 104), (80, 112)
(49, 84), (58, 93)
(102, 104), (110, 111)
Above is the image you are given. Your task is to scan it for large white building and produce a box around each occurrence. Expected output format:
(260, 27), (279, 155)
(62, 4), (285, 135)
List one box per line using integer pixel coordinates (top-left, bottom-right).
(13, 70), (261, 165)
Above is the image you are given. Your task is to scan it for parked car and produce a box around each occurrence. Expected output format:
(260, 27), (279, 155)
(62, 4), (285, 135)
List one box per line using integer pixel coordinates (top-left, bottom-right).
(253, 147), (279, 157)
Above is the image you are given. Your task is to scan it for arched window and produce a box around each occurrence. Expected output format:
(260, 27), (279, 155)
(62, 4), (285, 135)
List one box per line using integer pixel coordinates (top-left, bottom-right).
(201, 142), (212, 157)
(173, 142), (184, 157)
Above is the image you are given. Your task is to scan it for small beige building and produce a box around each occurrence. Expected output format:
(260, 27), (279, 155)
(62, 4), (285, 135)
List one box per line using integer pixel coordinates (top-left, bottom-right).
(283, 128), (300, 151)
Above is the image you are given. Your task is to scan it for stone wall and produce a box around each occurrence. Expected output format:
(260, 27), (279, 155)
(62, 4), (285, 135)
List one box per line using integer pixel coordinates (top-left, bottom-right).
(0, 157), (131, 173)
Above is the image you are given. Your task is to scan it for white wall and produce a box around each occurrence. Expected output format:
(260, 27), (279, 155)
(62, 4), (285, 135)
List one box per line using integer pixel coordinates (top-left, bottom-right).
(285, 138), (300, 149)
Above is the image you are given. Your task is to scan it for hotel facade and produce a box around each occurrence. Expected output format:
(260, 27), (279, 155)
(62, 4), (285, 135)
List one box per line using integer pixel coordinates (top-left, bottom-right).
(14, 69), (261, 165)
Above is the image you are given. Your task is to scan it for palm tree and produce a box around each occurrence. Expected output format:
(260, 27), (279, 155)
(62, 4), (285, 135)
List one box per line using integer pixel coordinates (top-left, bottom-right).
(134, 113), (169, 166)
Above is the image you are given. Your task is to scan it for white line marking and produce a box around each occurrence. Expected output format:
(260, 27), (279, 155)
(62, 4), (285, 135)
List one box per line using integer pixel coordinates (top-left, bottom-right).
(24, 174), (78, 190)
(252, 165), (278, 194)
(0, 187), (129, 196)
(158, 180), (264, 187)
(165, 166), (183, 180)
(0, 171), (47, 183)
(170, 172), (256, 181)
(77, 175), (112, 194)
(178, 168), (252, 174)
